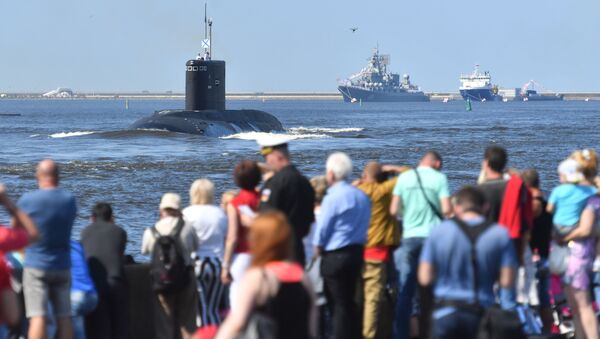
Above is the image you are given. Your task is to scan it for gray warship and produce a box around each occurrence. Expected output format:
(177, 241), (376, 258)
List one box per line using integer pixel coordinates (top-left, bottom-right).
(130, 12), (283, 136)
(338, 48), (429, 102)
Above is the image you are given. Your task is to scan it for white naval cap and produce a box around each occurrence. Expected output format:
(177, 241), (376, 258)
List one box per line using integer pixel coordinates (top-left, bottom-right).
(256, 134), (294, 156)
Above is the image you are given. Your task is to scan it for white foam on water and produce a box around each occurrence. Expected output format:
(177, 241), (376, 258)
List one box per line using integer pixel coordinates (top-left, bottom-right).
(220, 131), (330, 141)
(49, 131), (96, 138)
(287, 126), (365, 134)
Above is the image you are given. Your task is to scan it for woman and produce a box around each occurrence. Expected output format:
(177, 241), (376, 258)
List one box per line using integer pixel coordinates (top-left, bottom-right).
(520, 169), (554, 332)
(183, 179), (228, 326)
(221, 160), (262, 308)
(216, 211), (317, 339)
(548, 150), (599, 339)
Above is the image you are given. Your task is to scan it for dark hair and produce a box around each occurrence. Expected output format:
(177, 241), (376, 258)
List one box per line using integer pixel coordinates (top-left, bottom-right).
(484, 146), (507, 173)
(423, 150), (442, 163)
(520, 169), (540, 189)
(234, 160), (261, 190)
(92, 202), (113, 222)
(454, 186), (487, 213)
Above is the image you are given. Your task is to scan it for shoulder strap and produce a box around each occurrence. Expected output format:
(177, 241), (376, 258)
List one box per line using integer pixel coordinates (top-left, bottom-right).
(150, 226), (161, 239)
(414, 169), (444, 220)
(451, 217), (494, 306)
(169, 217), (185, 237)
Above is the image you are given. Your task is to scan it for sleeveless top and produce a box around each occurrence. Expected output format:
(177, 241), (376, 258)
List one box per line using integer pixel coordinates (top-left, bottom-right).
(529, 196), (553, 258)
(254, 262), (312, 339)
(230, 189), (260, 253)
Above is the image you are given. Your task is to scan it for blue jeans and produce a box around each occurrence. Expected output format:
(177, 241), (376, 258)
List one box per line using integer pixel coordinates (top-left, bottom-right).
(393, 237), (425, 339)
(71, 291), (98, 339)
(432, 308), (480, 339)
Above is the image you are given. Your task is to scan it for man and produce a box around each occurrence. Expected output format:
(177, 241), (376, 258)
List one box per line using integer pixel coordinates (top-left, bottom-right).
(478, 146), (532, 253)
(389, 151), (451, 339)
(258, 136), (315, 265)
(81, 202), (128, 339)
(141, 193), (198, 339)
(17, 159), (77, 339)
(0, 183), (39, 328)
(355, 162), (408, 339)
(418, 186), (518, 339)
(313, 152), (371, 339)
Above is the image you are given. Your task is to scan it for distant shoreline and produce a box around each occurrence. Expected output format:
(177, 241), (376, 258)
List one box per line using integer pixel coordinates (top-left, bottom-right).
(1, 92), (600, 101)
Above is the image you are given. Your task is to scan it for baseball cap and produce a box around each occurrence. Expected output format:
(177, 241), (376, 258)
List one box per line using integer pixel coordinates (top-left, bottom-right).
(159, 192), (181, 210)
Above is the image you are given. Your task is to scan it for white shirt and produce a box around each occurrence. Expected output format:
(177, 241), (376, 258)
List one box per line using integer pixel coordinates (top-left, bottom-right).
(182, 204), (227, 258)
(141, 216), (198, 265)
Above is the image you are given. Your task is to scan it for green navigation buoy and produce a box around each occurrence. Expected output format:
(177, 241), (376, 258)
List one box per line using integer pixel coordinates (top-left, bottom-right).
(466, 97), (472, 111)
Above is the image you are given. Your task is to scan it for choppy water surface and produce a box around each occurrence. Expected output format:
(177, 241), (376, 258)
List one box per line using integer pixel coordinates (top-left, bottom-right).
(1, 99), (599, 258)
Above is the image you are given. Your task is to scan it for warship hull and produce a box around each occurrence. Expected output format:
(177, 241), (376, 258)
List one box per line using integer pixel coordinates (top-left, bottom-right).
(519, 94), (564, 101)
(338, 86), (430, 102)
(130, 109), (284, 137)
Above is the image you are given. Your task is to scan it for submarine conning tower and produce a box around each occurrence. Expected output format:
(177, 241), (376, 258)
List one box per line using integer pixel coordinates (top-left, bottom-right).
(185, 59), (225, 111)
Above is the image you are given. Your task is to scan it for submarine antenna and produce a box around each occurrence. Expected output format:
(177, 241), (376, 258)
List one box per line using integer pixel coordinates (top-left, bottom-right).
(208, 17), (213, 58)
(204, 3), (208, 40)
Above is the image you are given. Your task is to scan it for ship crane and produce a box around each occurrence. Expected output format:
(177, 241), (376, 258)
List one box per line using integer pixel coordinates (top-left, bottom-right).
(521, 80), (546, 95)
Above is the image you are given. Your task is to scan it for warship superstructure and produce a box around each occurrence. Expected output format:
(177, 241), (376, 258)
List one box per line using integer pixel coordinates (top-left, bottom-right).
(338, 48), (429, 102)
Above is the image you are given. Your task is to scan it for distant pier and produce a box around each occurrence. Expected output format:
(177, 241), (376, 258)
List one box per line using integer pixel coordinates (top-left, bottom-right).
(1, 92), (600, 101)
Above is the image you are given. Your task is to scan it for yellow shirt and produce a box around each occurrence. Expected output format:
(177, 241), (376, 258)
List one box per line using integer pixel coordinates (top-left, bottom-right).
(357, 178), (400, 248)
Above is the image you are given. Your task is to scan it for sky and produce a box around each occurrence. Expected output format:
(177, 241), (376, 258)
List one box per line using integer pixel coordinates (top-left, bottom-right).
(1, 0), (599, 93)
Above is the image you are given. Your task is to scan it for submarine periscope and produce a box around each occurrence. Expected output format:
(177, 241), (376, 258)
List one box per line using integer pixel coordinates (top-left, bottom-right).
(130, 16), (283, 137)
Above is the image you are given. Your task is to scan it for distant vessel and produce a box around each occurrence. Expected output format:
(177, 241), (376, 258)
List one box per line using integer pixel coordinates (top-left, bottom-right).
(338, 48), (429, 102)
(130, 7), (283, 136)
(518, 80), (564, 101)
(459, 65), (502, 102)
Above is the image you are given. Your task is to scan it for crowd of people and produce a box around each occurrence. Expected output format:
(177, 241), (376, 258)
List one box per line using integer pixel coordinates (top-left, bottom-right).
(1, 137), (600, 339)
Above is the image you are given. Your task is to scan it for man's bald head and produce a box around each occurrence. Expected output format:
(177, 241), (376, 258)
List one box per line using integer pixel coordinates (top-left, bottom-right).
(36, 159), (59, 188)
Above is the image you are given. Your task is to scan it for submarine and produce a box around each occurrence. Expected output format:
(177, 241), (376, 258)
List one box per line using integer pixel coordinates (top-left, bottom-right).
(130, 17), (283, 137)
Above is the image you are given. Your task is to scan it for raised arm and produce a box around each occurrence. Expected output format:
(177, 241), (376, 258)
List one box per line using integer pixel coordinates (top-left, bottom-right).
(1, 185), (39, 243)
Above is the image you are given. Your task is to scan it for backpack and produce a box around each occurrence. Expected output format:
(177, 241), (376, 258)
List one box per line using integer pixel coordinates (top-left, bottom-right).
(451, 217), (527, 339)
(149, 218), (189, 294)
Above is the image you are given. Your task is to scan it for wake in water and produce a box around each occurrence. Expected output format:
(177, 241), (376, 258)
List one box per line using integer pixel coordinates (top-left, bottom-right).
(221, 126), (366, 141)
(49, 131), (96, 138)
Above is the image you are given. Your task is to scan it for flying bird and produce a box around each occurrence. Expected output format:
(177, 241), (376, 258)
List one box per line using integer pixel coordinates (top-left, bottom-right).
(350, 27), (358, 33)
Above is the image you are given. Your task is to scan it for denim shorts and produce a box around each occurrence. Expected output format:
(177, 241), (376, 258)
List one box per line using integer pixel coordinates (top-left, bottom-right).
(23, 268), (71, 317)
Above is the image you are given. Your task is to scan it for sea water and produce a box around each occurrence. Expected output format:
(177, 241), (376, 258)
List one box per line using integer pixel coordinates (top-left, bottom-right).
(1, 99), (599, 258)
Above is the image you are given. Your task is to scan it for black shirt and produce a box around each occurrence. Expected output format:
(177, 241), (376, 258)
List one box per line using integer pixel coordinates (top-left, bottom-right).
(529, 196), (553, 258)
(261, 165), (315, 261)
(81, 221), (127, 290)
(479, 179), (507, 223)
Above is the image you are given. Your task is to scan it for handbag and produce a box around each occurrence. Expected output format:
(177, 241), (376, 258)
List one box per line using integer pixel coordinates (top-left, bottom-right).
(450, 218), (526, 339)
(548, 243), (569, 275)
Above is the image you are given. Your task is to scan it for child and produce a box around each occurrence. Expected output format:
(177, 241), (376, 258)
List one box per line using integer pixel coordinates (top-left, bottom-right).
(547, 150), (598, 236)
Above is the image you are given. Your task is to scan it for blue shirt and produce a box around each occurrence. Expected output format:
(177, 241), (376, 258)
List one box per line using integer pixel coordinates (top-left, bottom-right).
(548, 184), (597, 226)
(70, 241), (96, 293)
(313, 181), (371, 251)
(420, 217), (518, 307)
(18, 188), (77, 270)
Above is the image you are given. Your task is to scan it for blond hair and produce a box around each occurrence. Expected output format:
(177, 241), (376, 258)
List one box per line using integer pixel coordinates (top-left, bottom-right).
(189, 179), (215, 205)
(571, 149), (598, 181)
(310, 176), (328, 204)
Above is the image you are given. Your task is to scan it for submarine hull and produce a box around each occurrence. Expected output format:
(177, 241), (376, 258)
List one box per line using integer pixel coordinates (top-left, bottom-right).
(130, 109), (284, 137)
